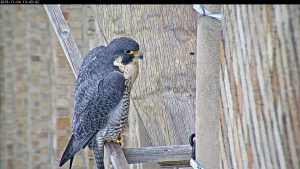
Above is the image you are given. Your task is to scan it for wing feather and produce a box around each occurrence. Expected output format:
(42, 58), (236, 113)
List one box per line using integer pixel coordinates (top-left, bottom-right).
(72, 46), (125, 143)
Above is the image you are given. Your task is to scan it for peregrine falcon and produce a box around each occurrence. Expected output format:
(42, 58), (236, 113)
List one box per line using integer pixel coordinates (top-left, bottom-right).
(59, 37), (143, 169)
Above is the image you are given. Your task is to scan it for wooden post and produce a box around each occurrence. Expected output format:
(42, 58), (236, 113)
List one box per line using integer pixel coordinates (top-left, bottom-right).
(44, 5), (83, 76)
(44, 5), (130, 169)
(219, 5), (300, 169)
(105, 142), (130, 169)
(196, 5), (222, 169)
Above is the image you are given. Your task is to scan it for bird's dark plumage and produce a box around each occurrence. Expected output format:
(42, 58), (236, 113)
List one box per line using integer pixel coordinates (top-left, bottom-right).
(59, 37), (143, 169)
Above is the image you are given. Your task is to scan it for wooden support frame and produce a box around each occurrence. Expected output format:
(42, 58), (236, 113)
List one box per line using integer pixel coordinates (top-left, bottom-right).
(124, 145), (191, 164)
(196, 5), (222, 169)
(44, 5), (82, 77)
(44, 4), (192, 169)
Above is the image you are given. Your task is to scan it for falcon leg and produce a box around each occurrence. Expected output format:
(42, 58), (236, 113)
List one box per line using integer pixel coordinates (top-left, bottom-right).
(93, 132), (105, 169)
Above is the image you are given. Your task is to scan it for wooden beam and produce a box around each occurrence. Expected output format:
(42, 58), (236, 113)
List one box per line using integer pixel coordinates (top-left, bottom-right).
(196, 5), (222, 169)
(44, 5), (83, 77)
(44, 5), (129, 169)
(106, 142), (130, 169)
(123, 145), (191, 164)
(158, 161), (190, 168)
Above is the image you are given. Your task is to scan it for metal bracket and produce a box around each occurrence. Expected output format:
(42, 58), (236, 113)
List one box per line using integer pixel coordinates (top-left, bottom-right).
(189, 133), (206, 169)
(193, 5), (223, 21)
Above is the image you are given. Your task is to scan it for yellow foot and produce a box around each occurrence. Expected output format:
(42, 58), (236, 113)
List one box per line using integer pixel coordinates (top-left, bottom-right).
(116, 135), (122, 145)
(112, 134), (122, 146)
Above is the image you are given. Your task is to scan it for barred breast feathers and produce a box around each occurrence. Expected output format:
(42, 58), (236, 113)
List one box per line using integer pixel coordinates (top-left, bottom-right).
(104, 56), (139, 141)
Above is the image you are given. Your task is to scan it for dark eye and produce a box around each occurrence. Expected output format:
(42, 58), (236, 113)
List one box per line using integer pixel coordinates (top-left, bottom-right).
(124, 50), (131, 54)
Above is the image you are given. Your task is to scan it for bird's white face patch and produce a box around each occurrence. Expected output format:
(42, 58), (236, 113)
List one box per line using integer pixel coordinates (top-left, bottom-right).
(113, 56), (139, 80)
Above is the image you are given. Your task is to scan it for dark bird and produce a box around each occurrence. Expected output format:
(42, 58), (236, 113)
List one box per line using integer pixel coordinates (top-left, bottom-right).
(59, 37), (143, 169)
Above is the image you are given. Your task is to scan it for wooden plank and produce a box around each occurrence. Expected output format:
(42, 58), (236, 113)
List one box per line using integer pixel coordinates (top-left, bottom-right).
(123, 145), (191, 164)
(220, 5), (300, 169)
(44, 5), (130, 169)
(158, 160), (190, 168)
(105, 142), (130, 169)
(44, 5), (82, 77)
(196, 5), (222, 169)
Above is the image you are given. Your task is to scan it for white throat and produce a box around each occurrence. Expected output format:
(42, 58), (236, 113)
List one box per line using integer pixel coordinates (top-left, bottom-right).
(113, 56), (139, 81)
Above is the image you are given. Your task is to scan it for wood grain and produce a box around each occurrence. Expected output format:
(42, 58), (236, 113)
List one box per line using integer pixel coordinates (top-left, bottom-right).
(123, 145), (191, 164)
(220, 5), (300, 169)
(44, 5), (83, 76)
(106, 142), (130, 169)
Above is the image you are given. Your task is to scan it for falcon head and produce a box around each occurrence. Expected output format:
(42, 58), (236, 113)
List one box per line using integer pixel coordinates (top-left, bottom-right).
(107, 37), (144, 65)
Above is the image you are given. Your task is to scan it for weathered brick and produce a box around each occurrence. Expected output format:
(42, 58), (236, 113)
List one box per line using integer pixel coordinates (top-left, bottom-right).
(56, 149), (65, 158)
(1, 5), (97, 169)
(57, 56), (69, 65)
(57, 129), (72, 137)
(58, 137), (69, 148)
(57, 118), (71, 128)
(69, 20), (83, 28)
(57, 107), (71, 116)
(62, 11), (70, 20)
(56, 97), (69, 107)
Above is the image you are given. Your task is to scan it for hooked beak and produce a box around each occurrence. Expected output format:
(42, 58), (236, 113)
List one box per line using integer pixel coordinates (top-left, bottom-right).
(134, 49), (143, 59)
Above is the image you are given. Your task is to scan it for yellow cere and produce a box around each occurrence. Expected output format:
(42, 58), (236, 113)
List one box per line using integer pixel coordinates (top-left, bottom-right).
(134, 49), (142, 57)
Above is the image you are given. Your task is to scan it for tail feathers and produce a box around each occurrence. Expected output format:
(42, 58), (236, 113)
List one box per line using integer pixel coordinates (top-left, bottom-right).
(59, 133), (96, 168)
(59, 135), (80, 167)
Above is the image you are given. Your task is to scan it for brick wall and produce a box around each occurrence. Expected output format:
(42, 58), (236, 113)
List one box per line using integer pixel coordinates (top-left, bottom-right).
(0, 5), (96, 169)
(0, 5), (56, 169)
(0, 5), (4, 169)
